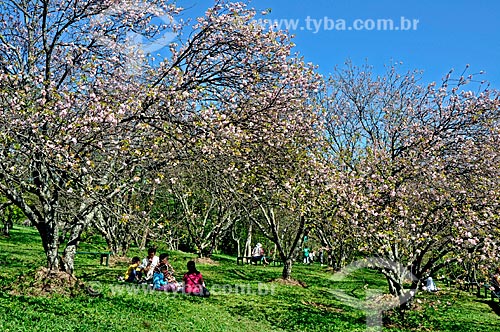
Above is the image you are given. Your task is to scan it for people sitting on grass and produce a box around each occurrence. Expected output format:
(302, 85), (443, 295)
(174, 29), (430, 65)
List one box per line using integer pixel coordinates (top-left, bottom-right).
(139, 247), (159, 281)
(153, 253), (181, 292)
(251, 243), (269, 265)
(124, 256), (142, 283)
(183, 260), (210, 297)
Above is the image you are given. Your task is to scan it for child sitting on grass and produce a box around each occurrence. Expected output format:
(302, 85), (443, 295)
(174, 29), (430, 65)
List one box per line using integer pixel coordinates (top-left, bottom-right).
(123, 256), (141, 283)
(152, 253), (181, 292)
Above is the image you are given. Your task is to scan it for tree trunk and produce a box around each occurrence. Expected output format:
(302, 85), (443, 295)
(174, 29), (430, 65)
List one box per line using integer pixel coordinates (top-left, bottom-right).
(386, 274), (415, 310)
(205, 224), (221, 258)
(231, 224), (242, 257)
(1, 203), (13, 236)
(36, 221), (60, 272)
(62, 207), (97, 274)
(386, 274), (405, 296)
(62, 221), (87, 274)
(108, 240), (118, 256)
(120, 239), (130, 256)
(93, 211), (131, 256)
(2, 218), (12, 236)
(139, 226), (149, 250)
(387, 277), (397, 296)
(282, 258), (293, 280)
(244, 221), (253, 263)
(62, 244), (76, 274)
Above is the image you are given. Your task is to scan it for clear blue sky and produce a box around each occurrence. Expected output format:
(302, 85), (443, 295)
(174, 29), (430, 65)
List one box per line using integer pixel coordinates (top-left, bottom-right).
(177, 0), (499, 88)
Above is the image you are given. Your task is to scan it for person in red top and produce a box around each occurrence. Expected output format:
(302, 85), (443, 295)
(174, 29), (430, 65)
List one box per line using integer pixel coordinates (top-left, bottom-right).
(182, 260), (210, 297)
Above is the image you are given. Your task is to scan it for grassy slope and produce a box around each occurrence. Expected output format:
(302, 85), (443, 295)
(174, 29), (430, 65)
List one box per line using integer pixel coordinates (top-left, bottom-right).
(1, 226), (499, 332)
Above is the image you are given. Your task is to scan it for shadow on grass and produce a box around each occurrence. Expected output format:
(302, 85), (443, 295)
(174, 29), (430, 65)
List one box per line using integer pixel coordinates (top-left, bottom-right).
(228, 296), (367, 331)
(210, 254), (238, 264)
(226, 268), (252, 281)
(77, 269), (116, 282)
(2, 226), (40, 244)
(479, 299), (500, 316)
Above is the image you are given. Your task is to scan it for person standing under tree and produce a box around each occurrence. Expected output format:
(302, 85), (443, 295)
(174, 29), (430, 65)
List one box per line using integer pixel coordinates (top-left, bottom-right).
(318, 247), (325, 266)
(303, 247), (310, 265)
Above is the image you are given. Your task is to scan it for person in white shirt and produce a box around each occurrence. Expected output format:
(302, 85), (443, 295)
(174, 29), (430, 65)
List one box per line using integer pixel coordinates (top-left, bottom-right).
(251, 243), (269, 265)
(139, 247), (159, 281)
(425, 276), (438, 292)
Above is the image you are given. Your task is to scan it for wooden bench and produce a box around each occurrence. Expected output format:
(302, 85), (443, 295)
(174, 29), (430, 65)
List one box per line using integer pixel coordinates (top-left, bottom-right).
(483, 284), (500, 301)
(76, 251), (111, 266)
(464, 281), (483, 297)
(237, 256), (250, 265)
(435, 277), (454, 288)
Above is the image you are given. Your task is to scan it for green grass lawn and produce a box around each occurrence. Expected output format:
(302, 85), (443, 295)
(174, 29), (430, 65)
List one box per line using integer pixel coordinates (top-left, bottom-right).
(1, 226), (499, 331)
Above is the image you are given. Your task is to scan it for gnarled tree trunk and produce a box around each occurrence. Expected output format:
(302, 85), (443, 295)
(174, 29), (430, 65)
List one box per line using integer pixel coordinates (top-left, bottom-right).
(282, 258), (293, 280)
(243, 222), (253, 263)
(62, 208), (96, 274)
(36, 221), (61, 272)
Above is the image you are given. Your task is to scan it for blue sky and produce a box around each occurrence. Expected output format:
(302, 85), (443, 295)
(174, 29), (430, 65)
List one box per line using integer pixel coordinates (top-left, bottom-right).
(177, 0), (499, 88)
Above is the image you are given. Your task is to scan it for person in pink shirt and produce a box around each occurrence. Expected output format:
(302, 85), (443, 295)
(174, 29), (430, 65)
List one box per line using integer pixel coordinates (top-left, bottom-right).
(182, 260), (210, 297)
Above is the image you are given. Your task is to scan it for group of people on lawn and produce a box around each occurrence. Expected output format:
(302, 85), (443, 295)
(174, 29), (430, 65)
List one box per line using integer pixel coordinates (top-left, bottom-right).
(123, 247), (500, 300)
(122, 247), (209, 297)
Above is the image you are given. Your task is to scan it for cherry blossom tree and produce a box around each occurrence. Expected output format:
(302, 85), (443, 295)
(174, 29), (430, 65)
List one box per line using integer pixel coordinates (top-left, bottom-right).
(91, 179), (162, 256)
(124, 1), (327, 279)
(1, 0), (329, 279)
(323, 62), (500, 305)
(0, 0), (180, 274)
(164, 159), (239, 257)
